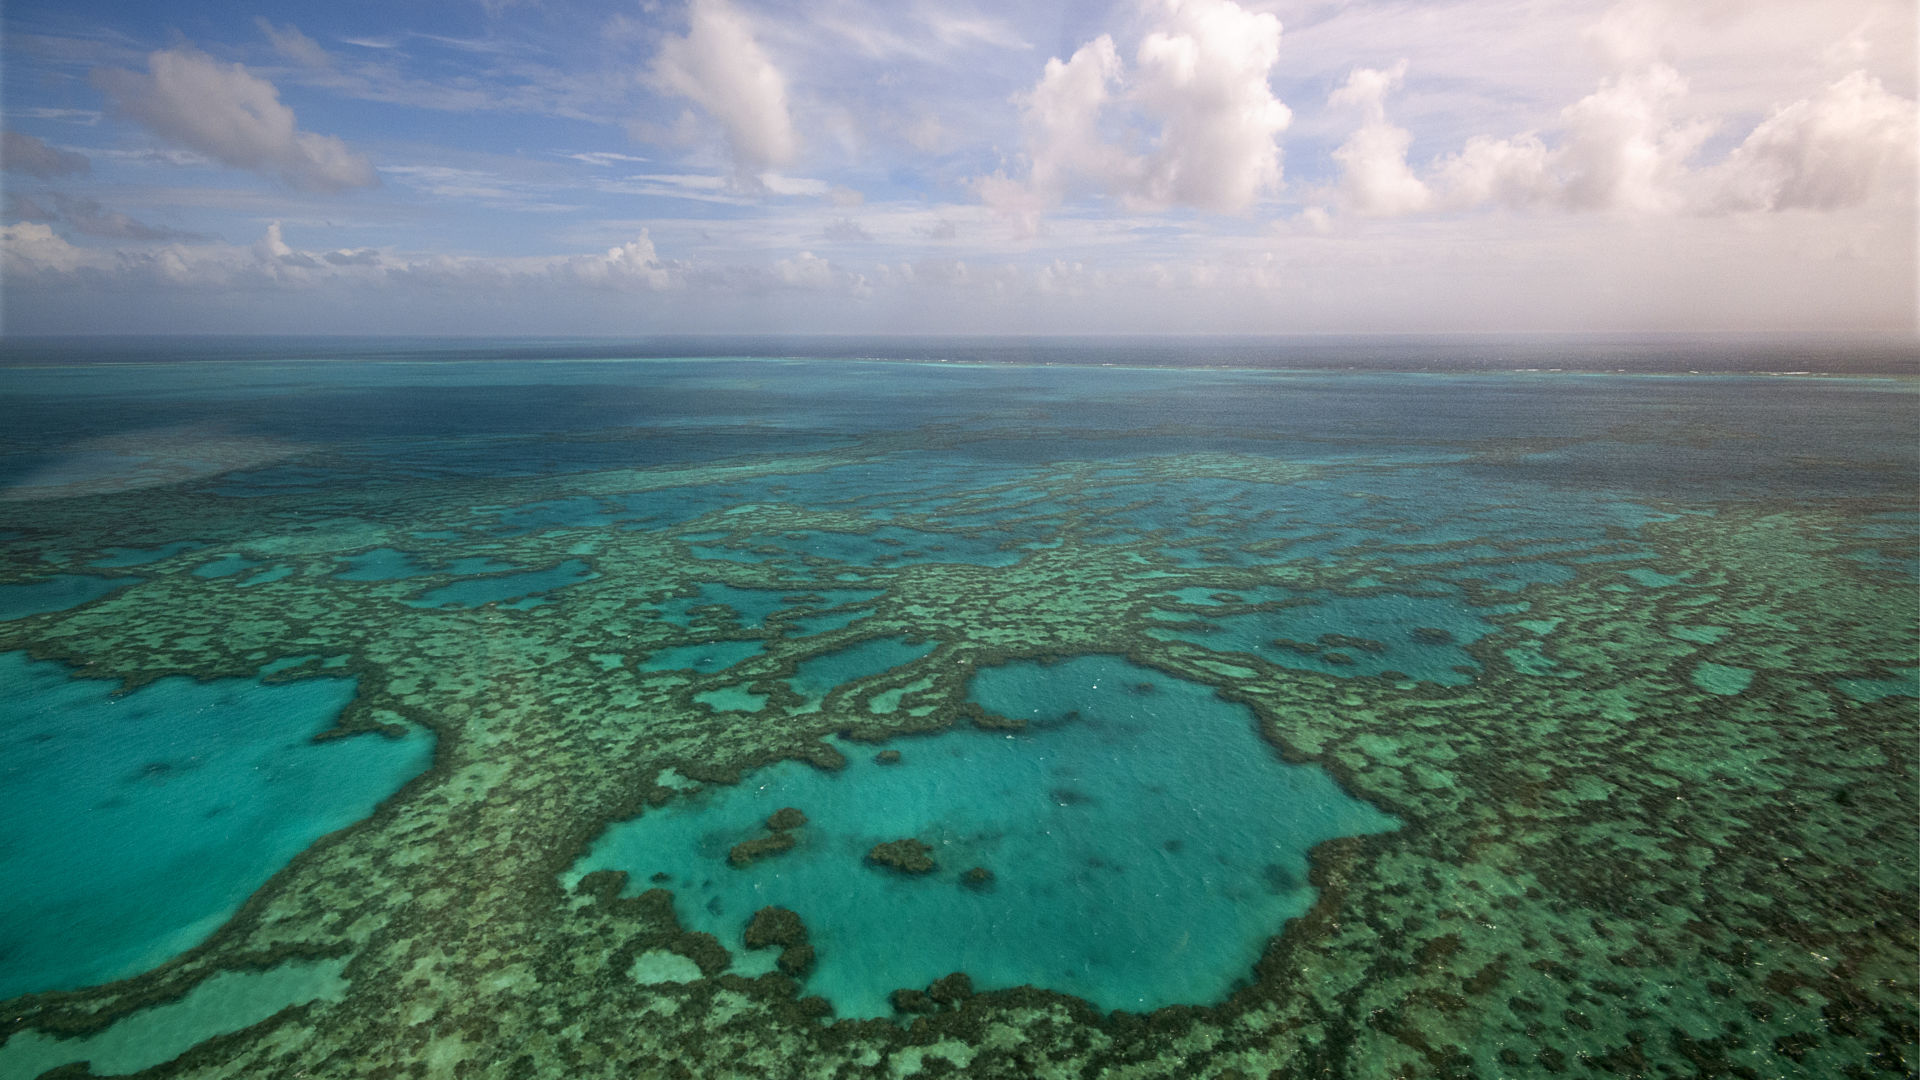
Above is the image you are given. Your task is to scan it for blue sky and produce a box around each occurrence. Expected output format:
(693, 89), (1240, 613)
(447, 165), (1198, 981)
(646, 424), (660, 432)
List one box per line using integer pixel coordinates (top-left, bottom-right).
(2, 0), (1914, 334)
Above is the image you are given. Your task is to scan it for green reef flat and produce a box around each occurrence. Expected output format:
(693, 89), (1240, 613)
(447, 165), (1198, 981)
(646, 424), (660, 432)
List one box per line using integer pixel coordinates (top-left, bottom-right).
(0, 353), (1914, 1078)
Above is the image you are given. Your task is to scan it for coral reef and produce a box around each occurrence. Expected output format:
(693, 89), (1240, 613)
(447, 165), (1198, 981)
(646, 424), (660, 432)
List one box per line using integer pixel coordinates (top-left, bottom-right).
(0, 357), (1912, 1079)
(744, 906), (815, 980)
(766, 807), (808, 831)
(744, 906), (807, 951)
(726, 831), (795, 868)
(867, 839), (936, 875)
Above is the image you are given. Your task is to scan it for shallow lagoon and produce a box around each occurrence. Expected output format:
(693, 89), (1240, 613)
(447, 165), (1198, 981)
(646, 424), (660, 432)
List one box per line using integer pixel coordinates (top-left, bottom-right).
(0, 652), (430, 1000)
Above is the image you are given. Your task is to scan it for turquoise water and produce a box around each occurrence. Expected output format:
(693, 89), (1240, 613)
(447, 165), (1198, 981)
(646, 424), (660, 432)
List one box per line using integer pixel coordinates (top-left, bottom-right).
(0, 575), (140, 621)
(0, 957), (348, 1079)
(337, 547), (522, 582)
(0, 348), (1914, 1075)
(0, 652), (431, 999)
(787, 608), (872, 635)
(693, 684), (770, 712)
(1834, 669), (1919, 702)
(237, 565), (296, 587)
(639, 639), (766, 674)
(649, 584), (884, 632)
(1692, 661), (1755, 695)
(569, 655), (1398, 1017)
(787, 636), (937, 709)
(193, 553), (260, 579)
(90, 541), (203, 568)
(406, 559), (596, 608)
(652, 583), (796, 628)
(334, 547), (436, 581)
(1148, 590), (1495, 685)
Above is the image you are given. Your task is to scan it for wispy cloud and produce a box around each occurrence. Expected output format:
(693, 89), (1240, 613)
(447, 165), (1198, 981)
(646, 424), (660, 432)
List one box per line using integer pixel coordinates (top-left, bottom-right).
(564, 151), (653, 167)
(7, 190), (212, 241)
(7, 107), (104, 125)
(383, 164), (583, 212)
(2, 129), (91, 178)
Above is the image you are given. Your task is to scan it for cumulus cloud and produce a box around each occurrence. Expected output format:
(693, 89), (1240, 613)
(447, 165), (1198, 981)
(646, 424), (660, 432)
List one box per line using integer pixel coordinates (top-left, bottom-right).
(1709, 71), (1918, 211)
(769, 250), (868, 295)
(773, 250), (833, 288)
(1328, 62), (1430, 217)
(0, 216), (901, 307)
(980, 0), (1290, 231)
(2, 130), (91, 178)
(650, 0), (798, 177)
(1553, 64), (1709, 213)
(1130, 0), (1291, 210)
(1344, 57), (1913, 219)
(1426, 132), (1551, 211)
(2, 219), (690, 295)
(93, 48), (378, 192)
(1017, 35), (1128, 204)
(2, 222), (99, 276)
(568, 232), (674, 289)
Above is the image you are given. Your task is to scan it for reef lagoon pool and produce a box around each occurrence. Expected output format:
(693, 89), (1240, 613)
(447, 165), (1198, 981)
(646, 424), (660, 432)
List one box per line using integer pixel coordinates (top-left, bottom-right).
(0, 339), (1914, 1079)
(568, 654), (1400, 1018)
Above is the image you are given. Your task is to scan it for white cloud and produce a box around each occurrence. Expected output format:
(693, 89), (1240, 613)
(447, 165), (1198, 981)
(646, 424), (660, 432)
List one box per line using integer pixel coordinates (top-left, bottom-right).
(773, 250), (834, 287)
(1431, 133), (1557, 210)
(1343, 52), (1913, 220)
(0, 215), (905, 306)
(256, 18), (333, 70)
(981, 0), (1291, 231)
(1027, 36), (1128, 201)
(8, 108), (104, 126)
(93, 48), (378, 192)
(923, 9), (1030, 52)
(1035, 258), (1098, 295)
(1709, 71), (1918, 211)
(650, 0), (798, 176)
(759, 172), (829, 196)
(382, 164), (584, 212)
(2, 223), (101, 275)
(1131, 0), (1292, 211)
(1553, 64), (1709, 212)
(569, 233), (674, 289)
(2, 130), (91, 178)
(566, 151), (653, 167)
(1328, 62), (1430, 216)
(4, 219), (693, 296)
(1429, 64), (1709, 215)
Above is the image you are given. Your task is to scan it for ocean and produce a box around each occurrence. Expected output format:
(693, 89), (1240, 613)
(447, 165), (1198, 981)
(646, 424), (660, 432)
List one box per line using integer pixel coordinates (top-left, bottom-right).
(0, 337), (1914, 1078)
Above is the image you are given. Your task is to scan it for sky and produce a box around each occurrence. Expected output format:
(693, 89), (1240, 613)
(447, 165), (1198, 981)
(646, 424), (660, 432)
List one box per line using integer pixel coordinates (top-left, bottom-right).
(1, 0), (1915, 336)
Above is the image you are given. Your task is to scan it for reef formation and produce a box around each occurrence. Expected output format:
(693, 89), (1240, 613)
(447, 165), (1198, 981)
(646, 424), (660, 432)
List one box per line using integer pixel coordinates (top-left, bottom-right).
(0, 356), (1913, 1078)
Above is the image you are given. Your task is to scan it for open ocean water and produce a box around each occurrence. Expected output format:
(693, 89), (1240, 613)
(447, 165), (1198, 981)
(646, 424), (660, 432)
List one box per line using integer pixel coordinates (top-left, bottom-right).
(0, 336), (1914, 1078)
